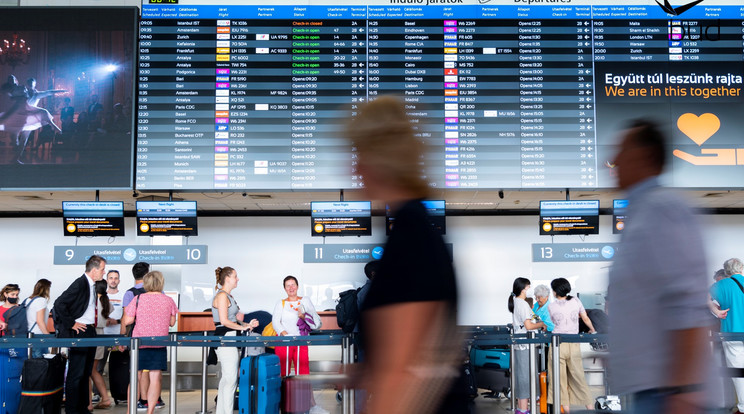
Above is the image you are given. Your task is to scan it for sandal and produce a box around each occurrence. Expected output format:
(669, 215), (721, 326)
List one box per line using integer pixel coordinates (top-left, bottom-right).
(94, 400), (113, 409)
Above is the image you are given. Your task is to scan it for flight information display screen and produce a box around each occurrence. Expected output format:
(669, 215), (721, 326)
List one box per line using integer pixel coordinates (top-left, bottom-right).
(136, 200), (198, 236)
(613, 198), (628, 234)
(540, 200), (599, 235)
(63, 201), (125, 237)
(311, 201), (371, 236)
(386, 199), (446, 235)
(136, 0), (744, 191)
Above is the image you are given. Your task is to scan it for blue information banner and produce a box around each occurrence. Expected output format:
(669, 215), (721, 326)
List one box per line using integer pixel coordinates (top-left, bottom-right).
(53, 245), (208, 265)
(304, 243), (453, 263)
(532, 243), (619, 262)
(304, 244), (386, 263)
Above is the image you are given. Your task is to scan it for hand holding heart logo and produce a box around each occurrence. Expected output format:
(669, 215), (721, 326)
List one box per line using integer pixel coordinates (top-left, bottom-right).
(677, 113), (720, 146)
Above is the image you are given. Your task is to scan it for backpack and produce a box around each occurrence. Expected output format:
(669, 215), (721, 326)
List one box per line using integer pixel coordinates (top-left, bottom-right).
(4, 297), (40, 336)
(127, 286), (145, 298)
(335, 288), (361, 333)
(579, 308), (610, 351)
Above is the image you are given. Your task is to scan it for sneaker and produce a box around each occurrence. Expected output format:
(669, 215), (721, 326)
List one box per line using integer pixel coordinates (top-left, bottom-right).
(136, 401), (147, 411)
(309, 405), (330, 414)
(92, 394), (101, 404)
(155, 398), (165, 409)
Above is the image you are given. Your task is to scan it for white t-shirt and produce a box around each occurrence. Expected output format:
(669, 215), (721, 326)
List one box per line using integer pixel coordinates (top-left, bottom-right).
(25, 297), (49, 335)
(271, 297), (321, 336)
(104, 289), (125, 335)
(512, 297), (534, 351)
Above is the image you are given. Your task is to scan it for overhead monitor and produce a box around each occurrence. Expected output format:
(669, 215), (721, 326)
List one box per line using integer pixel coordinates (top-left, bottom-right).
(135, 0), (744, 191)
(386, 200), (446, 235)
(613, 199), (628, 234)
(540, 200), (600, 236)
(62, 201), (125, 237)
(136, 200), (198, 236)
(0, 7), (137, 190)
(311, 201), (371, 237)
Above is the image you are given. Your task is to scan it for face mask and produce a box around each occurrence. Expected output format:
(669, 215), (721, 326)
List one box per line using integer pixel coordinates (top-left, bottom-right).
(525, 287), (535, 299)
(7, 297), (18, 304)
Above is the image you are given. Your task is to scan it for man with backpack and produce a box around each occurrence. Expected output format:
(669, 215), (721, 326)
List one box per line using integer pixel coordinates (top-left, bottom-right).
(121, 262), (149, 309)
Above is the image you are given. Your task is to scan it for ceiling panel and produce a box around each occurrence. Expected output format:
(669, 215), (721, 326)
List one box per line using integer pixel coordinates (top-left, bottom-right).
(0, 189), (743, 214)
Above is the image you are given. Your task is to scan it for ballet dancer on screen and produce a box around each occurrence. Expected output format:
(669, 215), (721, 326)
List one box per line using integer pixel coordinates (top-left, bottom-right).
(0, 75), (64, 163)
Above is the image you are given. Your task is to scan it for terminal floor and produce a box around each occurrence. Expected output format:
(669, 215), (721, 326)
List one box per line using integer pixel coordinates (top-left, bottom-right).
(98, 386), (606, 413)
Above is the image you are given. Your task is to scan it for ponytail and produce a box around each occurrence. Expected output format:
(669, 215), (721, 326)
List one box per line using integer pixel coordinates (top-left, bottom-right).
(95, 280), (112, 319)
(507, 293), (515, 313)
(215, 266), (235, 290)
(508, 278), (530, 313)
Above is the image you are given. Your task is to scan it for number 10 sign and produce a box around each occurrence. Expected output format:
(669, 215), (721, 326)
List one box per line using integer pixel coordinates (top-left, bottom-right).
(53, 245), (208, 265)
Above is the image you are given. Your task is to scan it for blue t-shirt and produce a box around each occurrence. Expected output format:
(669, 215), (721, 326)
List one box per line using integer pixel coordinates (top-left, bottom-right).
(532, 302), (554, 332)
(711, 274), (744, 333)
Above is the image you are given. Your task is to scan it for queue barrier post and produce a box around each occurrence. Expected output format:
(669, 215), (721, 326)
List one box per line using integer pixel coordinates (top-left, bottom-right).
(27, 332), (33, 359)
(129, 337), (140, 414)
(510, 338), (516, 410)
(551, 334), (561, 412)
(342, 335), (350, 414)
(349, 334), (355, 414)
(170, 333), (178, 413)
(196, 330), (209, 414)
(528, 331), (538, 414)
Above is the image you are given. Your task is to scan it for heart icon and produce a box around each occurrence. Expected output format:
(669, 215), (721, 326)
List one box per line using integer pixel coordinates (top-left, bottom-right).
(677, 113), (720, 146)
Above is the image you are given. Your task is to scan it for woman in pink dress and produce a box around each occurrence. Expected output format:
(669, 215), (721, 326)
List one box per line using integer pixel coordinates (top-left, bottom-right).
(122, 271), (178, 414)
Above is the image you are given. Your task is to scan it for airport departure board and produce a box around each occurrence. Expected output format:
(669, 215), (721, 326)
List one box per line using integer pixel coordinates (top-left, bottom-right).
(136, 0), (744, 191)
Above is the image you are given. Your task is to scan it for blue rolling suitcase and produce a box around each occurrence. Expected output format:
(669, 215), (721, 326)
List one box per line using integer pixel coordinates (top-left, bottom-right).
(1, 349), (25, 414)
(470, 346), (510, 370)
(238, 353), (281, 414)
(469, 346), (510, 397)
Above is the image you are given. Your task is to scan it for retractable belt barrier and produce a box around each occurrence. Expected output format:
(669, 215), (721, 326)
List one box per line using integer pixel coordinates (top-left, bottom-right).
(0, 332), (345, 348)
(1, 332), (351, 414)
(10, 330), (734, 414)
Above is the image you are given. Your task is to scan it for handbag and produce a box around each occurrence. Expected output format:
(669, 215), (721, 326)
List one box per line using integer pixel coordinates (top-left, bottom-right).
(124, 295), (141, 337)
(261, 322), (277, 337)
(242, 330), (265, 357)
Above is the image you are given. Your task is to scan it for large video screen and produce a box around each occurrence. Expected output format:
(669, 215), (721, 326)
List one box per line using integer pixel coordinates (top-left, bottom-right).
(136, 0), (744, 191)
(0, 7), (137, 190)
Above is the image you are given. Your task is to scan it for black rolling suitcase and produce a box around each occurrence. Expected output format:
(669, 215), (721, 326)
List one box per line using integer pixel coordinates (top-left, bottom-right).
(17, 354), (66, 414)
(108, 349), (130, 403)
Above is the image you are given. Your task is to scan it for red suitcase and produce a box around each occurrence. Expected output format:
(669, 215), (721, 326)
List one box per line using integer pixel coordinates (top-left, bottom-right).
(281, 376), (311, 414)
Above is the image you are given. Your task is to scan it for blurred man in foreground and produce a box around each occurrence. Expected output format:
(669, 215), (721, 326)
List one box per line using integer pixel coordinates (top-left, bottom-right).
(608, 119), (712, 414)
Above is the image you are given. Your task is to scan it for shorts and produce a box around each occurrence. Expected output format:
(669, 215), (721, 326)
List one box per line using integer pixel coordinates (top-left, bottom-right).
(139, 347), (167, 371)
(95, 346), (105, 360)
